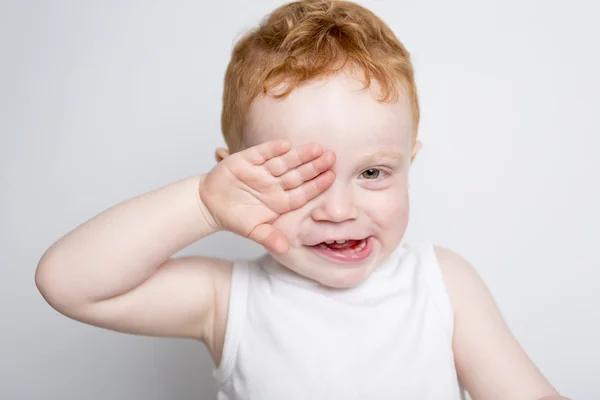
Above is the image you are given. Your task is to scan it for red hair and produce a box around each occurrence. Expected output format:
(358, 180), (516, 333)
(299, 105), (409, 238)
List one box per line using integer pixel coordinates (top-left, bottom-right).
(221, 0), (419, 151)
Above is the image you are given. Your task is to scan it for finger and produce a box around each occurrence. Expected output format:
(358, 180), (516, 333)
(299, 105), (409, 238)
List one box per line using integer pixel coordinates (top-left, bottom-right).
(247, 223), (290, 254)
(279, 150), (335, 190)
(263, 142), (323, 177)
(244, 140), (292, 165)
(285, 170), (335, 210)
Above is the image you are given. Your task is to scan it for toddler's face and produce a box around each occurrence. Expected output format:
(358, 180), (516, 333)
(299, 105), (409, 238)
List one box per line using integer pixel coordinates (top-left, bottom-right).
(241, 70), (420, 288)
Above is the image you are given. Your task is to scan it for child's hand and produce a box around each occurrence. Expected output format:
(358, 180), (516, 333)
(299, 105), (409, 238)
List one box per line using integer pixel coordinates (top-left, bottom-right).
(199, 139), (335, 254)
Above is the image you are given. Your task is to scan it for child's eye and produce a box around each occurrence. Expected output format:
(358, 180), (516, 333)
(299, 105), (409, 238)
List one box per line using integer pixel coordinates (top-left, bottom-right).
(360, 168), (387, 180)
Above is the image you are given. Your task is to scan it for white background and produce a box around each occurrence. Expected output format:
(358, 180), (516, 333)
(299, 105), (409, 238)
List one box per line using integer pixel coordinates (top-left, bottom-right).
(1, 0), (598, 398)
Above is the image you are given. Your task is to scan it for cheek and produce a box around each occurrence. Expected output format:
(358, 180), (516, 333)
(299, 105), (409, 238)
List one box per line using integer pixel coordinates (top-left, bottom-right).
(364, 187), (410, 227)
(370, 189), (410, 249)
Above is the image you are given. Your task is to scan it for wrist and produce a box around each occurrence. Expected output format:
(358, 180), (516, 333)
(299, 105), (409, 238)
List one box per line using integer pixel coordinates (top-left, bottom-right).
(195, 173), (221, 234)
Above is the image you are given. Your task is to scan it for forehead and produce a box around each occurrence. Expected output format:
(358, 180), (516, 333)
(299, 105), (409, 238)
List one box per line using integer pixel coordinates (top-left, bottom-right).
(244, 71), (413, 154)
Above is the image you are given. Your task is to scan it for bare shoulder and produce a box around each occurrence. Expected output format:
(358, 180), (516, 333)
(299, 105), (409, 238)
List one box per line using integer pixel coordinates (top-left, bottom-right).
(432, 245), (484, 303)
(432, 245), (474, 283)
(165, 255), (233, 365)
(202, 256), (234, 366)
(432, 244), (496, 329)
(431, 245), (562, 400)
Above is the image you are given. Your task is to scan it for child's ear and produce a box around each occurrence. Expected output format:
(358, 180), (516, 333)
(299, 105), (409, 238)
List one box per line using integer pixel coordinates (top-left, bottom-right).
(214, 147), (230, 163)
(410, 140), (422, 164)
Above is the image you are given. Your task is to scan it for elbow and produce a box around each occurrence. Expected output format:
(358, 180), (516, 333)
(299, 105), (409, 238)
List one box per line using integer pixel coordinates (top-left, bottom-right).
(35, 259), (65, 312)
(35, 255), (83, 316)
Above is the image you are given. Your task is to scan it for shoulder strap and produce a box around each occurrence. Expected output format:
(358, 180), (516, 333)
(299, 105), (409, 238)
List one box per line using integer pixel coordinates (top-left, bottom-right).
(414, 241), (455, 339)
(213, 258), (251, 384)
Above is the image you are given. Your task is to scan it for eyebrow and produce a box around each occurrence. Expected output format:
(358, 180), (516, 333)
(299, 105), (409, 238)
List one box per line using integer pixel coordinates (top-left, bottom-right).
(359, 151), (405, 165)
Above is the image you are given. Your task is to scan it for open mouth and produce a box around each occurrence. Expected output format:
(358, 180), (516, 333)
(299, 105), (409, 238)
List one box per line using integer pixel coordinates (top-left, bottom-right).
(317, 239), (367, 253)
(308, 237), (373, 263)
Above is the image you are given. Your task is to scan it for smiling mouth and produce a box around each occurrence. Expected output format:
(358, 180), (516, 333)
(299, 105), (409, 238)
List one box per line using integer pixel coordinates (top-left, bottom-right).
(314, 239), (367, 253)
(307, 237), (373, 262)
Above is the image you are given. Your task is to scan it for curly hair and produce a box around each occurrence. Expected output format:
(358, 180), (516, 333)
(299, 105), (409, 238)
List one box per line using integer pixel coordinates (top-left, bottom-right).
(221, 0), (419, 151)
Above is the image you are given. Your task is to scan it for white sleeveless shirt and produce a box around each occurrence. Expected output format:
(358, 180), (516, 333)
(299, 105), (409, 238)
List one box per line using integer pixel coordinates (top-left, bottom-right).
(213, 241), (466, 400)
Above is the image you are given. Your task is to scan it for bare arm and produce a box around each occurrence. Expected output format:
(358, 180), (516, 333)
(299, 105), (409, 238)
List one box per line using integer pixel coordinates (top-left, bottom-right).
(434, 246), (569, 400)
(35, 175), (225, 343)
(35, 140), (335, 365)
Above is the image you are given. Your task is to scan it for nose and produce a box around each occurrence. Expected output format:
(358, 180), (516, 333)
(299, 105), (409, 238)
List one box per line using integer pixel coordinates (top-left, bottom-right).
(310, 180), (359, 223)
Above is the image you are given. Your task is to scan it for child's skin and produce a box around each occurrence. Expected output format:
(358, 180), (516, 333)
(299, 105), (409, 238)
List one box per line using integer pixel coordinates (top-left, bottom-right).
(36, 68), (566, 400)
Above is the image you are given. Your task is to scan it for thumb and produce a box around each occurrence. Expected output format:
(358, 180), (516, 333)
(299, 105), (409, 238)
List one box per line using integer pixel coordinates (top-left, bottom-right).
(247, 223), (290, 254)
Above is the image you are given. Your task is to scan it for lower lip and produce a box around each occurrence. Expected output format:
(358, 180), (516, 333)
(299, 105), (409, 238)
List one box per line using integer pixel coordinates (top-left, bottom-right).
(308, 237), (374, 263)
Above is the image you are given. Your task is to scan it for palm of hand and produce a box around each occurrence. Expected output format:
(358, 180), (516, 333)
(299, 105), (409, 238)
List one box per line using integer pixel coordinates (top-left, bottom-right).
(200, 140), (335, 253)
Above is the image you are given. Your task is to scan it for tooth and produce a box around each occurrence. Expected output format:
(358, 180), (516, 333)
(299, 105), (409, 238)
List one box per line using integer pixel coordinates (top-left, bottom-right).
(335, 240), (346, 244)
(325, 241), (334, 244)
(318, 244), (327, 249)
